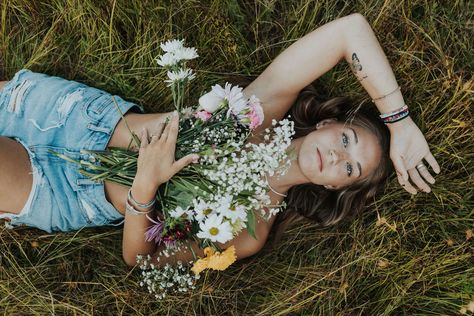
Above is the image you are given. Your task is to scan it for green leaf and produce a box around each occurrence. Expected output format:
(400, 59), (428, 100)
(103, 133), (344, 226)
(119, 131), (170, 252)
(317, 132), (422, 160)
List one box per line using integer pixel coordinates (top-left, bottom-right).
(246, 209), (257, 239)
(174, 191), (194, 209)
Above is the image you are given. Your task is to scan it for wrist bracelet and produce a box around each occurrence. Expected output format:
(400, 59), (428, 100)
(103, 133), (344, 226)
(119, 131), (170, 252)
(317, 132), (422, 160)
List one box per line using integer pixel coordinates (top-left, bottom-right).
(128, 188), (156, 209)
(380, 105), (410, 124)
(372, 86), (401, 103)
(379, 104), (409, 119)
(126, 199), (154, 216)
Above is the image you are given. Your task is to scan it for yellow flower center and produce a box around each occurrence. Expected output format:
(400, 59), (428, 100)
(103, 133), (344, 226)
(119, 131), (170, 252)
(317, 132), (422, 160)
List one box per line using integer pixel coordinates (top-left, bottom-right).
(209, 227), (219, 236)
(203, 208), (212, 215)
(229, 206), (236, 212)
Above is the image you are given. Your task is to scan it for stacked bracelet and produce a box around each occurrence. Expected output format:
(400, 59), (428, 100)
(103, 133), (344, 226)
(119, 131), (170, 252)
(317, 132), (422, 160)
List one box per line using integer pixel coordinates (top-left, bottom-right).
(128, 189), (156, 208)
(379, 104), (410, 124)
(126, 189), (156, 216)
(126, 199), (153, 216)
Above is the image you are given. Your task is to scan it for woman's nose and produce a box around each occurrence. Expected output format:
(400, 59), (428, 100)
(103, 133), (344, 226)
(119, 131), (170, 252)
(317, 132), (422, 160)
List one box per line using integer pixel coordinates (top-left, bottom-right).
(330, 149), (348, 164)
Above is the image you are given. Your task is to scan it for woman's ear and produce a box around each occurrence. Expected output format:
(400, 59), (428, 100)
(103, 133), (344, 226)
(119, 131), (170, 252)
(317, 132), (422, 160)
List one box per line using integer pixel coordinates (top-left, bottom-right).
(324, 184), (338, 190)
(315, 118), (337, 130)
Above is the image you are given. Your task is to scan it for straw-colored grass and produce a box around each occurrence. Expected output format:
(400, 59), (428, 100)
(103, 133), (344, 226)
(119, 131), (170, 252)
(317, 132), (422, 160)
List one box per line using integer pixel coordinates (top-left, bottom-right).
(0, 0), (472, 315)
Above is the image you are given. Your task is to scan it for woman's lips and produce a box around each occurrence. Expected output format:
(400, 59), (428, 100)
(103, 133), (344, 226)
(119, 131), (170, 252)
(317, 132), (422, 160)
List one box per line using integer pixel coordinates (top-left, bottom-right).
(317, 148), (323, 172)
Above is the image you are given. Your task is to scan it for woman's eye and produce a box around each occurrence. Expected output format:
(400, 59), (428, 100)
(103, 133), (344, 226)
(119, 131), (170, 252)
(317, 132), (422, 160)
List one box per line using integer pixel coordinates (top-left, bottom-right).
(342, 133), (349, 148)
(346, 162), (353, 176)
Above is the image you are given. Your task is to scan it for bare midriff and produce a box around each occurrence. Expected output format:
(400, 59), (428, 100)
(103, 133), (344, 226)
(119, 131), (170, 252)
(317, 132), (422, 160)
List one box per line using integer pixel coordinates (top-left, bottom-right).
(0, 137), (33, 215)
(0, 81), (8, 92)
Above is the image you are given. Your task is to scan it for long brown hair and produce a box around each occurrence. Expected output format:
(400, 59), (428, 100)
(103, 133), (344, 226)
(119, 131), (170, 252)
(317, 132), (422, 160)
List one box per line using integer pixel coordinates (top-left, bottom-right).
(271, 86), (392, 245)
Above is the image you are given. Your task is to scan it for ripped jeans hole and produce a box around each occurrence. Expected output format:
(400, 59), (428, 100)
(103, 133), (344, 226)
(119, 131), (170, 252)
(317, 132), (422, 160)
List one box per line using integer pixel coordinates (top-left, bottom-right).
(7, 80), (33, 114)
(28, 89), (84, 131)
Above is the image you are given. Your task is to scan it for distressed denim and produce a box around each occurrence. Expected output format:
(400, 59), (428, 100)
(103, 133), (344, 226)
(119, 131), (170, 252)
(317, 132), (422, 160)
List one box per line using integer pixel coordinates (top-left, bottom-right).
(0, 69), (143, 232)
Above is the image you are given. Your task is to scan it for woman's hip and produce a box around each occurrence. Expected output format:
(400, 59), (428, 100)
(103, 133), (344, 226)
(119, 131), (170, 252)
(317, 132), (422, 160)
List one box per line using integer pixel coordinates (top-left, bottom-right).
(0, 69), (143, 152)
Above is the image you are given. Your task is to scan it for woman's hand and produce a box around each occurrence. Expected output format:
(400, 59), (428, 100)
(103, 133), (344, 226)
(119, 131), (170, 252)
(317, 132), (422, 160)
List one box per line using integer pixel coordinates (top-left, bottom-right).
(387, 117), (440, 194)
(133, 111), (199, 192)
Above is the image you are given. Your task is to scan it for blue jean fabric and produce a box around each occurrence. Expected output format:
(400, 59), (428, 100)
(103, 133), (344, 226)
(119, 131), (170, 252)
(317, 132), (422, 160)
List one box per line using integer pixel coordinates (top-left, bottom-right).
(0, 69), (143, 232)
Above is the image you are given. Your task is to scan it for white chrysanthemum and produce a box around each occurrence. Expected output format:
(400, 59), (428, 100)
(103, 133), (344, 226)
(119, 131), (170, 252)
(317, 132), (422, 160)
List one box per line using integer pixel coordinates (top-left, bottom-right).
(164, 69), (195, 86)
(173, 47), (199, 61)
(211, 83), (247, 116)
(160, 39), (185, 53)
(216, 195), (247, 222)
(196, 214), (233, 243)
(156, 52), (178, 67)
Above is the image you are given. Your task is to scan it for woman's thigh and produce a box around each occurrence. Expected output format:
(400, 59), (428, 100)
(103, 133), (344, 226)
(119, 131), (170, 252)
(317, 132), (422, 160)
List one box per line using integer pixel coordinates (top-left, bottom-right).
(0, 136), (32, 214)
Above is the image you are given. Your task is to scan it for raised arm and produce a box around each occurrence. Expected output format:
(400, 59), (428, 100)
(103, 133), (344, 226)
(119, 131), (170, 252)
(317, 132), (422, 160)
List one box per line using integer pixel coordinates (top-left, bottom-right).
(245, 13), (440, 193)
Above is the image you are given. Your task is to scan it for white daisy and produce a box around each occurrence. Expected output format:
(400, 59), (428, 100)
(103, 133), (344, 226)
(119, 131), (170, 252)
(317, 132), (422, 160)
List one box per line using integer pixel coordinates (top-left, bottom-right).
(164, 69), (195, 86)
(173, 47), (199, 61)
(193, 199), (215, 222)
(196, 214), (233, 243)
(216, 195), (247, 222)
(169, 206), (188, 219)
(160, 39), (184, 53)
(156, 52), (178, 67)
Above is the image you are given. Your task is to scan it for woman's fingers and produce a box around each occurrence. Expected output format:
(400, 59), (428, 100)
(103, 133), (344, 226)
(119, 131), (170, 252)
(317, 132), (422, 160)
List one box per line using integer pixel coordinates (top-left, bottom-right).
(425, 152), (441, 174)
(140, 128), (149, 149)
(167, 112), (179, 145)
(408, 168), (431, 193)
(159, 112), (176, 143)
(173, 154), (199, 173)
(397, 174), (417, 195)
(391, 154), (409, 182)
(150, 122), (165, 144)
(417, 163), (436, 184)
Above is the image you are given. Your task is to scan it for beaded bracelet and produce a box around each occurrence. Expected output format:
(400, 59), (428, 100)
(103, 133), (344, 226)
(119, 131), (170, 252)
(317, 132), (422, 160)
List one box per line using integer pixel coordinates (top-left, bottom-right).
(127, 189), (156, 209)
(126, 198), (154, 216)
(380, 105), (410, 124)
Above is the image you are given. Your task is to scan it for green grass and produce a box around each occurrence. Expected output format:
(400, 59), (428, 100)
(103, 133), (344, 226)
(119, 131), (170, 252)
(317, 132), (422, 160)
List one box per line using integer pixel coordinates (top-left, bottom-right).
(0, 0), (472, 315)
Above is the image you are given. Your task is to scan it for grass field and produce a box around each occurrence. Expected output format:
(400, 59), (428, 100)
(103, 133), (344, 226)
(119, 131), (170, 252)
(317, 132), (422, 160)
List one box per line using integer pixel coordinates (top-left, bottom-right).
(0, 0), (472, 315)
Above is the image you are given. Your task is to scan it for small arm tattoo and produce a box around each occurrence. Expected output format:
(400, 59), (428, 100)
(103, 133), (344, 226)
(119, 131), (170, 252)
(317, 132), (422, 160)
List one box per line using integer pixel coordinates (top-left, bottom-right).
(351, 53), (363, 72)
(351, 53), (368, 82)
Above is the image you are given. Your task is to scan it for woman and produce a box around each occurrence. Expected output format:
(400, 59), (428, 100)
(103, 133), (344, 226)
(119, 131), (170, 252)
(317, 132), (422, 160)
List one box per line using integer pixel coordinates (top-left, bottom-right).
(0, 14), (439, 267)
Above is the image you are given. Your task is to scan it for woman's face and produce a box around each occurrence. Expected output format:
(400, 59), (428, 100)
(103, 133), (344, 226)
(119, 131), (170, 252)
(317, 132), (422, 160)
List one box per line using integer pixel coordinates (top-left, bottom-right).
(298, 119), (382, 189)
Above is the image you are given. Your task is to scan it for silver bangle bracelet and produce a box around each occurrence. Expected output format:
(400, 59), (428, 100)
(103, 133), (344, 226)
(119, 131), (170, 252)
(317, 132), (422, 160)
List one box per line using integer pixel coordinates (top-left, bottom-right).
(125, 199), (153, 216)
(127, 188), (156, 209)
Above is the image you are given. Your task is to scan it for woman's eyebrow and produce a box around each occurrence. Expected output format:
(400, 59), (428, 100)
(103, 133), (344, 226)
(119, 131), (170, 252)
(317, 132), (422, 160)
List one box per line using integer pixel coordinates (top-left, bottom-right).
(349, 127), (362, 177)
(349, 127), (358, 144)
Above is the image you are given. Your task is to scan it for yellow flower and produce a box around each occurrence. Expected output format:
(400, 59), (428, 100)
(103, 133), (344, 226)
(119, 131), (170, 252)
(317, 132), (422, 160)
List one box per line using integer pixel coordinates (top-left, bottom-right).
(191, 246), (237, 274)
(208, 245), (236, 271)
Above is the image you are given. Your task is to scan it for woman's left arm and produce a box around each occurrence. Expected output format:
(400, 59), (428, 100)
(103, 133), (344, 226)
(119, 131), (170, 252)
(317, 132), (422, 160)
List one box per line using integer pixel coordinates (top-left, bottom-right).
(244, 13), (440, 193)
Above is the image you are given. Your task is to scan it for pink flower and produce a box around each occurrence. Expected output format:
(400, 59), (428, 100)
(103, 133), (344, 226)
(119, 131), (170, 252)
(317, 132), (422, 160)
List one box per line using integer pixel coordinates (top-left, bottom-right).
(195, 110), (212, 121)
(247, 96), (264, 129)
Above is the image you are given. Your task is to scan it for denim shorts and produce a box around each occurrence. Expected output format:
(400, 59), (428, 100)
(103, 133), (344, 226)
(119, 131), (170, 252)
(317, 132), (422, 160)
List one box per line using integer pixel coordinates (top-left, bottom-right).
(0, 69), (143, 232)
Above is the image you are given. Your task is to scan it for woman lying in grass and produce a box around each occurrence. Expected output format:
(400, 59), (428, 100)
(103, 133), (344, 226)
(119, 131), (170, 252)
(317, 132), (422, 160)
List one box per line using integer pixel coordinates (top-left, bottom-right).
(0, 14), (439, 267)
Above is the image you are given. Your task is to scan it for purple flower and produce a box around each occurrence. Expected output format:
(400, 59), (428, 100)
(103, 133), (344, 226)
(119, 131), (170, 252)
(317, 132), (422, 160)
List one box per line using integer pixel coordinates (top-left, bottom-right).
(163, 235), (177, 248)
(145, 215), (165, 244)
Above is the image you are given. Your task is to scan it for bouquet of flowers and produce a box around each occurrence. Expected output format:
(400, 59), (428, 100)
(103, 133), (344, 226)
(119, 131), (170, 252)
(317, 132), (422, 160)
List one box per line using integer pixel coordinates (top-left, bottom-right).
(59, 39), (295, 299)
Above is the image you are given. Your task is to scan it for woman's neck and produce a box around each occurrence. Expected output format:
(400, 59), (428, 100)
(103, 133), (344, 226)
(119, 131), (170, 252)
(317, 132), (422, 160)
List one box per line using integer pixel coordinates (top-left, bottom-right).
(266, 137), (311, 194)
